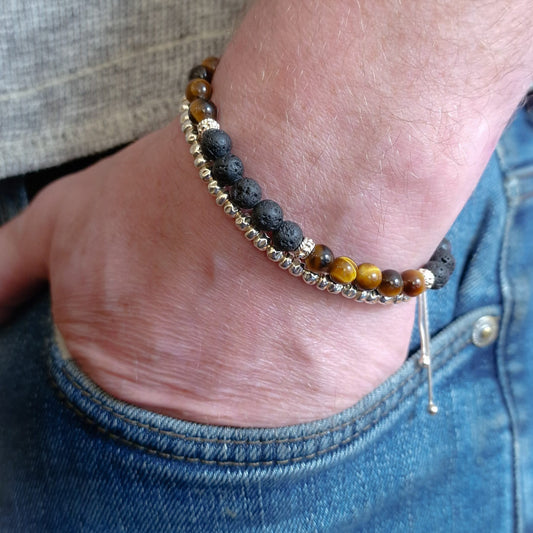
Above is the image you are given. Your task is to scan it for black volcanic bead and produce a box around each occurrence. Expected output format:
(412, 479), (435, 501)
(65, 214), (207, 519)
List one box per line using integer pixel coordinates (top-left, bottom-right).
(424, 261), (451, 290)
(436, 238), (452, 254)
(430, 250), (456, 272)
(212, 154), (244, 186)
(230, 178), (262, 209)
(200, 129), (232, 160)
(188, 65), (211, 81)
(272, 221), (303, 251)
(250, 199), (283, 231)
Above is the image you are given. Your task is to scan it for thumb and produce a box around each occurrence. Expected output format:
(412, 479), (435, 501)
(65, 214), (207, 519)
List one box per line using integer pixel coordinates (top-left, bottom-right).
(0, 186), (55, 322)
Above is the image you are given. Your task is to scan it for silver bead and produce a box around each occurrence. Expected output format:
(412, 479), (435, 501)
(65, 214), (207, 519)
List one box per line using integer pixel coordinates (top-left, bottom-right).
(378, 295), (394, 305)
(327, 283), (343, 294)
(215, 191), (228, 206)
(223, 200), (239, 217)
(316, 275), (330, 291)
(235, 215), (251, 231)
(190, 141), (202, 156)
(244, 227), (259, 240)
(197, 118), (220, 139)
(302, 270), (319, 285)
(342, 285), (357, 299)
(355, 290), (368, 301)
(266, 246), (285, 262)
(186, 131), (197, 144)
(179, 98), (189, 112)
(183, 126), (195, 141)
(199, 165), (212, 181)
(253, 234), (269, 250)
(181, 119), (193, 133)
(298, 237), (315, 259)
(365, 291), (380, 304)
(289, 261), (304, 277)
(419, 268), (435, 290)
(278, 256), (293, 270)
(207, 179), (221, 196)
(194, 154), (207, 167)
(180, 109), (190, 124)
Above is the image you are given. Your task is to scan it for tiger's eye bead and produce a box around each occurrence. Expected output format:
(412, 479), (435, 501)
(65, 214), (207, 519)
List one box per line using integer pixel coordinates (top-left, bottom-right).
(188, 65), (210, 81)
(189, 98), (217, 124)
(357, 263), (382, 290)
(401, 269), (426, 297)
(186, 78), (212, 102)
(305, 244), (334, 273)
(329, 257), (358, 284)
(378, 269), (403, 296)
(202, 56), (219, 76)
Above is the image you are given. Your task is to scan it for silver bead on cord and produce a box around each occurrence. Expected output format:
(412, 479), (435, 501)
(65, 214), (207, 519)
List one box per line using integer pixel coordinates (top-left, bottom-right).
(197, 118), (220, 139)
(419, 268), (436, 290)
(179, 98), (411, 306)
(179, 90), (439, 416)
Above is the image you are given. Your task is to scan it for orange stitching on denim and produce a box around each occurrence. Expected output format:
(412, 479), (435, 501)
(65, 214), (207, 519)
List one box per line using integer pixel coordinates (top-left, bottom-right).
(47, 330), (475, 466)
(50, 371), (430, 467)
(55, 330), (472, 448)
(59, 358), (419, 446)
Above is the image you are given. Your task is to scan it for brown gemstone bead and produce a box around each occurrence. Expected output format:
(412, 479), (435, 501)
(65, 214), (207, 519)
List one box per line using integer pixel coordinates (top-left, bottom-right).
(189, 98), (217, 124)
(378, 269), (403, 296)
(186, 78), (212, 102)
(305, 244), (334, 273)
(202, 56), (219, 76)
(329, 256), (358, 284)
(402, 269), (426, 297)
(356, 263), (382, 290)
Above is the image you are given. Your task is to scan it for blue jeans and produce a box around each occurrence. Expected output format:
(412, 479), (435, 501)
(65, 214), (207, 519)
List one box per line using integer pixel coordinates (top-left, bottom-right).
(1, 106), (532, 532)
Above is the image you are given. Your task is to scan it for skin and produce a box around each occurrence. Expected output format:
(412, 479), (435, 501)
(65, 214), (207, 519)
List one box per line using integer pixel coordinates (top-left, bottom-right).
(0, 0), (532, 426)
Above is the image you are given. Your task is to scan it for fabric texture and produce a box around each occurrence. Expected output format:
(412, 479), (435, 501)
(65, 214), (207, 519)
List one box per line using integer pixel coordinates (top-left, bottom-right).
(1, 106), (532, 532)
(0, 0), (251, 179)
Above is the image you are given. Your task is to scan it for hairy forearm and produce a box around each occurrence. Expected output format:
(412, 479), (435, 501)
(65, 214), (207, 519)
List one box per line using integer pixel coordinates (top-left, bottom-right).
(214, 0), (533, 266)
(50, 0), (533, 427)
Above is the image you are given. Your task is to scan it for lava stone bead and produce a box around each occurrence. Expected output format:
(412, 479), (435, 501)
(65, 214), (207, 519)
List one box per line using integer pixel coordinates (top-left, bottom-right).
(212, 154), (244, 186)
(424, 261), (451, 290)
(250, 199), (283, 231)
(200, 129), (232, 160)
(272, 221), (303, 251)
(436, 237), (452, 253)
(188, 65), (210, 81)
(430, 249), (456, 272)
(230, 178), (262, 209)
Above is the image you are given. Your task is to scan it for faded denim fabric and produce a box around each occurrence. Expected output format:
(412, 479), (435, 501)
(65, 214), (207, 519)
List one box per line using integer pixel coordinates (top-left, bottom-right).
(1, 106), (532, 532)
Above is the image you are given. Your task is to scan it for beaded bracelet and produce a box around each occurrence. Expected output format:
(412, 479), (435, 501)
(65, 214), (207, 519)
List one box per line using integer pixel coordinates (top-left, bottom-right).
(180, 57), (456, 414)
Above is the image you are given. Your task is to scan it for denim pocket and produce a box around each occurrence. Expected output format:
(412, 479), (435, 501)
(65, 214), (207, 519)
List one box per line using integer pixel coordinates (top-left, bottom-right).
(40, 300), (514, 532)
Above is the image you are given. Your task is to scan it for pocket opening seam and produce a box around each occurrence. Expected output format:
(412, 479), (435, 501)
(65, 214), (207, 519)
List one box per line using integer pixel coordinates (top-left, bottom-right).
(47, 331), (475, 466)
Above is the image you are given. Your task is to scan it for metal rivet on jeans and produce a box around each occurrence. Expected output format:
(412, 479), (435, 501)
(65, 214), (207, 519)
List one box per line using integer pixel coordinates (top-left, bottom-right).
(472, 315), (499, 347)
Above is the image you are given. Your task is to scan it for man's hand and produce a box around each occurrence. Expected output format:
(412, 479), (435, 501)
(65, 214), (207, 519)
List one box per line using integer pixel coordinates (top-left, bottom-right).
(0, 0), (531, 426)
